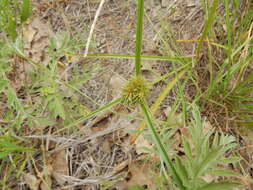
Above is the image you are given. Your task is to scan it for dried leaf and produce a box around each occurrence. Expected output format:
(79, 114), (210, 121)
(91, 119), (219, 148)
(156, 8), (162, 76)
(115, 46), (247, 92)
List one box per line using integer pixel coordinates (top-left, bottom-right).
(109, 75), (126, 99)
(101, 139), (111, 153)
(23, 25), (36, 44)
(24, 173), (40, 190)
(24, 17), (53, 64)
(39, 164), (53, 190)
(186, 0), (199, 7)
(120, 162), (156, 190)
(135, 134), (153, 155)
(51, 150), (69, 185)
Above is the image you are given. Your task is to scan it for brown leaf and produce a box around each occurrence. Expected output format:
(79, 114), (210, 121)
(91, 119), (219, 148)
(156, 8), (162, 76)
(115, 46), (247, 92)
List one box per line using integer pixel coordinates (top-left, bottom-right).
(50, 150), (69, 185)
(109, 75), (126, 99)
(24, 17), (53, 64)
(135, 134), (153, 155)
(39, 164), (53, 190)
(115, 162), (157, 190)
(101, 139), (111, 153)
(24, 173), (40, 190)
(23, 26), (37, 44)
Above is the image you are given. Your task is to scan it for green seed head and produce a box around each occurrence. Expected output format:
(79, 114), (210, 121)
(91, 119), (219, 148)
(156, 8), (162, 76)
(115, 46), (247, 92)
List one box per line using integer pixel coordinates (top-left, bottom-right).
(122, 76), (149, 105)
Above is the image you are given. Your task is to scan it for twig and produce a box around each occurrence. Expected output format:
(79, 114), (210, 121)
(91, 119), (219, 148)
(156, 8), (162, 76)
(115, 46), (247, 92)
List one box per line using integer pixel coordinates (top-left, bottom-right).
(25, 135), (78, 143)
(60, 174), (120, 189)
(49, 117), (129, 154)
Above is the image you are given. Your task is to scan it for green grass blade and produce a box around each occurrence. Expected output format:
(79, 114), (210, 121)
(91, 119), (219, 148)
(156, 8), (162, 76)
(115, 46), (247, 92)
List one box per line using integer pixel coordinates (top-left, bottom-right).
(196, 181), (241, 190)
(224, 0), (232, 49)
(21, 0), (32, 23)
(10, 43), (41, 69)
(67, 53), (192, 62)
(135, 0), (145, 76)
(196, 0), (219, 57)
(0, 152), (10, 159)
(175, 156), (189, 186)
(209, 169), (241, 177)
(151, 69), (187, 112)
(7, 17), (17, 40)
(140, 100), (186, 190)
(151, 63), (190, 85)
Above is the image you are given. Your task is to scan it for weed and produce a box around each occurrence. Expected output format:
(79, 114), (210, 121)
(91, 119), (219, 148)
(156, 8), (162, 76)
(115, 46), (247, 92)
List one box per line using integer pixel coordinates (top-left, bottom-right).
(0, 0), (31, 40)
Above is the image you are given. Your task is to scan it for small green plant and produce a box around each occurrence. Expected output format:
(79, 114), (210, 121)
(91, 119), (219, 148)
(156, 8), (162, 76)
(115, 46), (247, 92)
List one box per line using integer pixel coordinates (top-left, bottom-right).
(171, 106), (241, 189)
(0, 135), (35, 159)
(0, 135), (35, 189)
(0, 37), (32, 190)
(0, 0), (31, 40)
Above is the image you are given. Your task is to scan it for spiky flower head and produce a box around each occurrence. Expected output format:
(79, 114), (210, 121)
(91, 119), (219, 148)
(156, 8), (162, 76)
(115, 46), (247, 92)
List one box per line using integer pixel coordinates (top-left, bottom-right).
(122, 76), (149, 106)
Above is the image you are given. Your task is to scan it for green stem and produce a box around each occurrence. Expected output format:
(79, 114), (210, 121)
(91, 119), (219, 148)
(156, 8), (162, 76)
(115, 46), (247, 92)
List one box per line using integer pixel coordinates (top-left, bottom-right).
(196, 0), (219, 58)
(135, 0), (145, 76)
(67, 53), (191, 62)
(140, 100), (186, 190)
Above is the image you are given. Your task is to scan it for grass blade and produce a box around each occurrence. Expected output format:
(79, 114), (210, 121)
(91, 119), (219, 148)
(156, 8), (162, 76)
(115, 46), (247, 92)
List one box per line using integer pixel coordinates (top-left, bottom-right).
(175, 156), (189, 186)
(196, 0), (219, 57)
(209, 169), (241, 177)
(140, 100), (186, 190)
(196, 181), (241, 190)
(7, 17), (17, 40)
(21, 0), (32, 23)
(66, 53), (192, 62)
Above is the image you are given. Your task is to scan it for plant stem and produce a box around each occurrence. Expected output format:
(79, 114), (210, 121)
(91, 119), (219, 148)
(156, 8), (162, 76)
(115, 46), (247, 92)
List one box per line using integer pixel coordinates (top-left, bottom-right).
(135, 0), (145, 76)
(196, 0), (219, 58)
(66, 53), (192, 62)
(140, 100), (186, 190)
